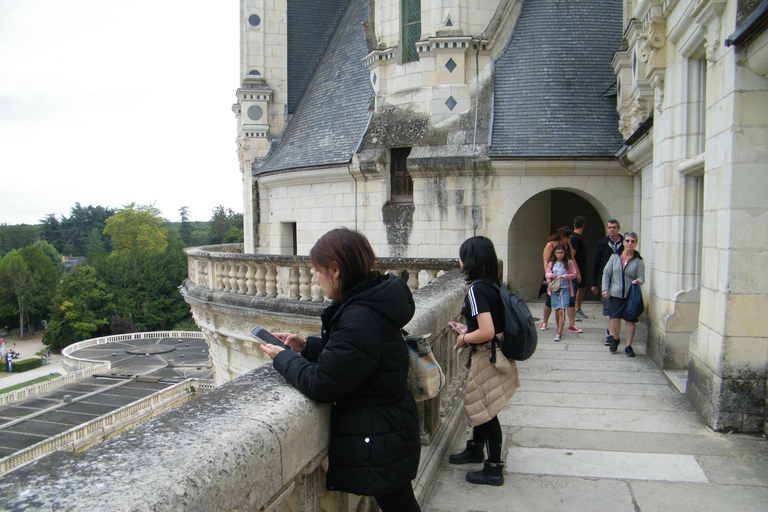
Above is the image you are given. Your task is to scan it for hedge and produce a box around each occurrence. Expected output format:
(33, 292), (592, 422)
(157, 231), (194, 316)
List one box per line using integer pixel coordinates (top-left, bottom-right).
(0, 358), (43, 373)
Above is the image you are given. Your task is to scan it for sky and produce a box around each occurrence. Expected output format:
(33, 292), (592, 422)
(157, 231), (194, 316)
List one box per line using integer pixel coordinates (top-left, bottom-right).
(0, 0), (242, 226)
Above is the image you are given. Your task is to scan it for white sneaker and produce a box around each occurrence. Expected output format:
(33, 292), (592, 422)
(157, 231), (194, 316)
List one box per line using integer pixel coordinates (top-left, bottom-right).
(540, 322), (548, 331)
(554, 334), (562, 342)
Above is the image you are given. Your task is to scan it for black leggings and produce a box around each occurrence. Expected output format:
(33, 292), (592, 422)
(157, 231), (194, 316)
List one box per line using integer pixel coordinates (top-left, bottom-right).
(472, 416), (503, 462)
(374, 483), (421, 512)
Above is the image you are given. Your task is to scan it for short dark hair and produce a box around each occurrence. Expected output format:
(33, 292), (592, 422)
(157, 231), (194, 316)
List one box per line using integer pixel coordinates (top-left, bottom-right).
(309, 228), (376, 293)
(607, 218), (620, 228)
(459, 236), (500, 284)
(574, 216), (585, 229)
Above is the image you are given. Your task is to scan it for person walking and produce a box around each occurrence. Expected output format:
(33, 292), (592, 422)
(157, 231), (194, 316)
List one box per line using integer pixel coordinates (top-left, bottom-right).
(546, 244), (578, 341)
(448, 236), (520, 486)
(540, 227), (582, 334)
(258, 228), (422, 512)
(591, 219), (624, 344)
(570, 216), (588, 319)
(602, 232), (645, 357)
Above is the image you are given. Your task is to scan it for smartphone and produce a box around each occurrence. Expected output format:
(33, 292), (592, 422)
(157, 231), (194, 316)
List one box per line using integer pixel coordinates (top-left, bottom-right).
(447, 322), (461, 335)
(250, 325), (286, 349)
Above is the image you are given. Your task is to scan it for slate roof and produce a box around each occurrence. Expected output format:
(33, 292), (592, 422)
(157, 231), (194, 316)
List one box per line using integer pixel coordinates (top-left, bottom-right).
(489, 0), (624, 158)
(287, 0), (350, 114)
(257, 0), (373, 175)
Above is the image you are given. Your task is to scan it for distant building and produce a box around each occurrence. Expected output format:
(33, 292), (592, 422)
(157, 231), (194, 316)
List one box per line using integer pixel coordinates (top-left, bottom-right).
(63, 256), (86, 274)
(221, 0), (768, 433)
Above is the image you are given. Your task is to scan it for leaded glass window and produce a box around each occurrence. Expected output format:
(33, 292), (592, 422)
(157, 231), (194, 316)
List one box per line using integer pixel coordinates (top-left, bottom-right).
(402, 0), (421, 63)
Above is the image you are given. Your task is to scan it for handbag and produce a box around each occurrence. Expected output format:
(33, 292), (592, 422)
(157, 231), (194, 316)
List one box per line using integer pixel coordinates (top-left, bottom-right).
(405, 334), (445, 402)
(622, 283), (645, 322)
(547, 276), (561, 292)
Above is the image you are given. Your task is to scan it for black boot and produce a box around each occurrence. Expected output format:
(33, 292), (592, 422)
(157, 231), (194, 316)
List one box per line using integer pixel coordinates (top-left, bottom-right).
(466, 460), (504, 486)
(448, 441), (485, 464)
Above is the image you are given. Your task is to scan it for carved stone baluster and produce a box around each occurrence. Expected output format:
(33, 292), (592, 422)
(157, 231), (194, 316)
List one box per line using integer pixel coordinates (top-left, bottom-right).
(407, 268), (420, 291)
(236, 263), (246, 293)
(245, 263), (256, 295)
(265, 264), (277, 298)
(219, 263), (229, 292)
(425, 269), (438, 286)
(289, 266), (300, 300)
(229, 263), (238, 293)
(311, 268), (324, 302)
(299, 265), (312, 301)
(255, 264), (266, 297)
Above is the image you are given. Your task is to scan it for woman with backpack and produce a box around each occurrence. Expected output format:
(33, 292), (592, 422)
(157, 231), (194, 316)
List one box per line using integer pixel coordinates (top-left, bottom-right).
(602, 231), (645, 357)
(448, 236), (520, 486)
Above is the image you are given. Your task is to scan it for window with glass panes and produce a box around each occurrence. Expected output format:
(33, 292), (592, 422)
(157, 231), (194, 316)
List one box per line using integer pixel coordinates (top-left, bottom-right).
(402, 0), (421, 63)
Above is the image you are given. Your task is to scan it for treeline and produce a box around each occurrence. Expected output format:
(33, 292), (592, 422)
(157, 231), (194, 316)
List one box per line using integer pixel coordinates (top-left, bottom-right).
(0, 203), (243, 352)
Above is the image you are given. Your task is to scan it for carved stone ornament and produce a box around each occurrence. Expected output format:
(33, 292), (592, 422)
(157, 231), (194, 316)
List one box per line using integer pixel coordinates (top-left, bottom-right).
(692, 0), (727, 62)
(651, 73), (665, 110)
(237, 136), (252, 162)
(638, 19), (666, 74)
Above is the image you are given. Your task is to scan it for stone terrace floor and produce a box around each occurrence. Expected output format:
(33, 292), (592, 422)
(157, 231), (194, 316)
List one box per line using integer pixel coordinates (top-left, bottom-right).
(423, 301), (768, 512)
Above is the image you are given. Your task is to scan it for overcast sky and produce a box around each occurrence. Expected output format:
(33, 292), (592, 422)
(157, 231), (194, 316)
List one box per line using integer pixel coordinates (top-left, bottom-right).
(0, 0), (242, 226)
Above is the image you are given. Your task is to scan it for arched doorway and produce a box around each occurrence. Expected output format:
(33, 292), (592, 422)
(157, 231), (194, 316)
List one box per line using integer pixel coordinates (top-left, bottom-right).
(507, 189), (604, 301)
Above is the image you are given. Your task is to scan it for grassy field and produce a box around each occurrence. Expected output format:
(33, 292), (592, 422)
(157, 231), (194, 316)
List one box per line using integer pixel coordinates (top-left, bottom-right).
(0, 373), (61, 394)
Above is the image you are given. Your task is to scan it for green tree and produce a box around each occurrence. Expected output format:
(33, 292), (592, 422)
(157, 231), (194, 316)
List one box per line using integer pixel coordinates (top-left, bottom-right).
(104, 204), (168, 255)
(39, 214), (64, 253)
(59, 203), (114, 256)
(0, 244), (59, 338)
(0, 224), (38, 257)
(43, 266), (114, 351)
(86, 227), (108, 264)
(95, 233), (190, 332)
(178, 206), (193, 245)
(208, 206), (244, 245)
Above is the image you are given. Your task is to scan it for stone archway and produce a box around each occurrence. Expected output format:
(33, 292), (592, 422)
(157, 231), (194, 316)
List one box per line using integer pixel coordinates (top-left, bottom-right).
(505, 189), (608, 300)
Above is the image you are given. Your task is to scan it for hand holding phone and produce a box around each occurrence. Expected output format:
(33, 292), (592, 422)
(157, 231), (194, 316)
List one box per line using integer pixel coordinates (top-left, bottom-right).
(448, 322), (462, 335)
(250, 325), (286, 349)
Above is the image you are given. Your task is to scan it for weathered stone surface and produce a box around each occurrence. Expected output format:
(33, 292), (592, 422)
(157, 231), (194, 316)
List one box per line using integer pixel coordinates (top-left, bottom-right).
(0, 366), (330, 511)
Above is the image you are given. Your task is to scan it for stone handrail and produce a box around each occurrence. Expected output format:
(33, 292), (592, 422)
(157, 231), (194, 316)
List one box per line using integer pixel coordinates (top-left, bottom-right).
(0, 378), (213, 477)
(61, 331), (207, 372)
(1, 272), (471, 511)
(183, 244), (461, 301)
(0, 364), (111, 406)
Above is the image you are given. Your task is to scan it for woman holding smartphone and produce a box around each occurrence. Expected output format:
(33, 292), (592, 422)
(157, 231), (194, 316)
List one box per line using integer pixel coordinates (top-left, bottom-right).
(448, 236), (520, 486)
(258, 228), (421, 512)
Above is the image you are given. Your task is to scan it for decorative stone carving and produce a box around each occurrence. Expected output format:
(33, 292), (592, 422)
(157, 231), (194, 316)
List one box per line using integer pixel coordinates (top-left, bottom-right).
(692, 0), (727, 62)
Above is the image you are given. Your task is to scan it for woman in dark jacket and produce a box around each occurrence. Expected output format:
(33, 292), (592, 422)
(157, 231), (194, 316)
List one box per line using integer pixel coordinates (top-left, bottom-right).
(259, 228), (421, 512)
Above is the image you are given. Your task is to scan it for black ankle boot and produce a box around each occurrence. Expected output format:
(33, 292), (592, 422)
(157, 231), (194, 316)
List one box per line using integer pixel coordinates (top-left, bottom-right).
(466, 460), (504, 486)
(448, 441), (485, 464)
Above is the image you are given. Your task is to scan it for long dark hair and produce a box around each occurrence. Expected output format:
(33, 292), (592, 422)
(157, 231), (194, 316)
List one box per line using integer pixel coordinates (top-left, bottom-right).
(309, 228), (376, 293)
(548, 226), (572, 243)
(459, 236), (500, 284)
(549, 243), (572, 267)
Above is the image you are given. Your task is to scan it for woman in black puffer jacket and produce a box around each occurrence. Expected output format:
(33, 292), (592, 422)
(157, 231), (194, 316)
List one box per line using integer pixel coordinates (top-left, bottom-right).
(259, 228), (421, 512)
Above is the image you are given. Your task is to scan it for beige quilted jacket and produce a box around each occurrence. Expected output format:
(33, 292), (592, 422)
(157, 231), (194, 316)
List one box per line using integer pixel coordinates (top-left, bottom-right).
(464, 342), (520, 427)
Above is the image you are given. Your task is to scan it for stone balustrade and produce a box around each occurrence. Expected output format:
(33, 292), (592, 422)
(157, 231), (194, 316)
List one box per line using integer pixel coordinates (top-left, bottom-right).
(2, 269), (472, 511)
(183, 244), (461, 301)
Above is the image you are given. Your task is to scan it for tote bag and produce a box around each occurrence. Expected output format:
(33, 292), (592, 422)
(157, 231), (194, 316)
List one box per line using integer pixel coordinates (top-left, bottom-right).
(405, 334), (445, 402)
(622, 283), (645, 322)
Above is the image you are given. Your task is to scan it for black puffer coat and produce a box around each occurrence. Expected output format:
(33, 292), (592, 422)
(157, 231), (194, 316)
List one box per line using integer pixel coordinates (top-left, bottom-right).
(272, 272), (420, 496)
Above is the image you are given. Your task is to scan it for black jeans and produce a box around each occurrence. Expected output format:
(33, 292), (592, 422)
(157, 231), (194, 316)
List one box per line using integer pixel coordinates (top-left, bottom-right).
(374, 483), (421, 512)
(472, 415), (503, 462)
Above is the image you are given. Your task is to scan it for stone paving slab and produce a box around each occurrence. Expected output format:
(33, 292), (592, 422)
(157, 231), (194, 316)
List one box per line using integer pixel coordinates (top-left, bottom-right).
(509, 427), (740, 457)
(519, 369), (669, 384)
(630, 481), (768, 512)
(425, 472), (636, 512)
(499, 404), (710, 434)
(516, 379), (678, 397)
(509, 390), (694, 412)
(506, 446), (708, 483)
